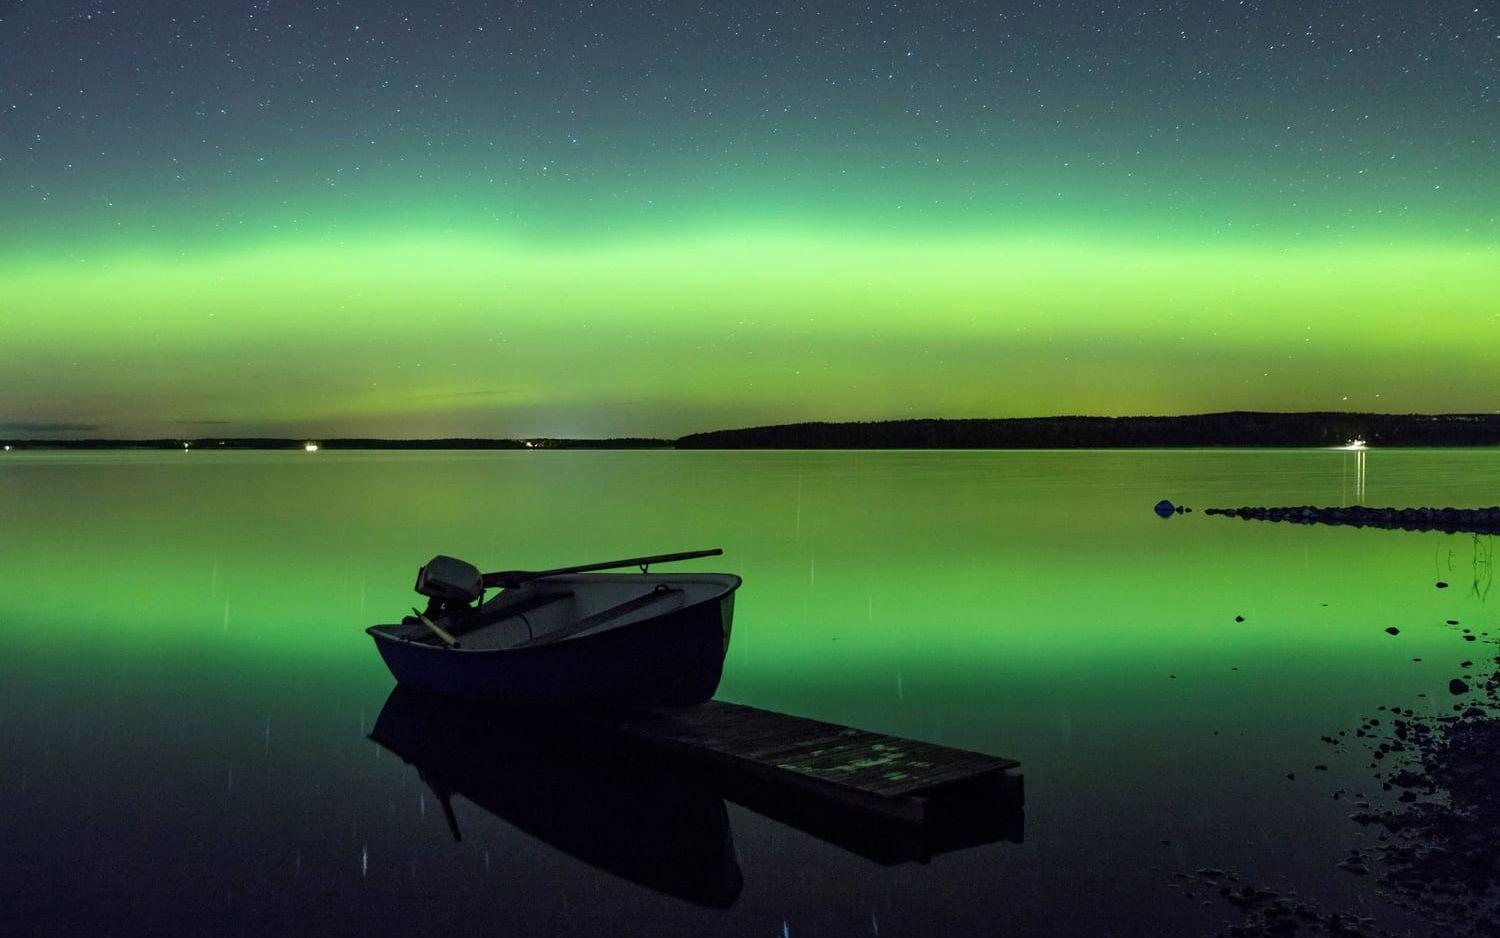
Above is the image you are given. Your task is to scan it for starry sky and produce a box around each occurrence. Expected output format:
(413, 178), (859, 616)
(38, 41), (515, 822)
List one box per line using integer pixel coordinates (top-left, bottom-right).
(1, 1), (1497, 439)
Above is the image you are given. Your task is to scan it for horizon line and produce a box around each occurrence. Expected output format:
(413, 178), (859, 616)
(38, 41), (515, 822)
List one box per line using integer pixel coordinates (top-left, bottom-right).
(5, 410), (1500, 449)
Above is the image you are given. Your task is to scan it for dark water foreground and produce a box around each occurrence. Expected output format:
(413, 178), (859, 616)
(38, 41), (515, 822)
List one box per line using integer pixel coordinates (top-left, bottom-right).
(1, 448), (1497, 936)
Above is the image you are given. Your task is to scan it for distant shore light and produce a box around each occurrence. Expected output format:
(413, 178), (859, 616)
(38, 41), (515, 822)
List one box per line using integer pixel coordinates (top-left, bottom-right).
(1344, 438), (1367, 450)
(304, 442), (320, 452)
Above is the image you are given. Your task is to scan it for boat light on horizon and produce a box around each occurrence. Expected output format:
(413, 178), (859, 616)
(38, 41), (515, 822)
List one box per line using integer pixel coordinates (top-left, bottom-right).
(304, 442), (320, 452)
(1344, 438), (1367, 450)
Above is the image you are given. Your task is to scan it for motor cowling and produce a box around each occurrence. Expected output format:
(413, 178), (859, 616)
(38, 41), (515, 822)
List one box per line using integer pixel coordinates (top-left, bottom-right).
(415, 555), (484, 605)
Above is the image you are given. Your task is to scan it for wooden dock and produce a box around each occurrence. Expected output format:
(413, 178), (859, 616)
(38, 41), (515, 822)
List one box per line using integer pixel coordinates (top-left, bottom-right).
(374, 685), (1024, 866)
(574, 700), (1022, 829)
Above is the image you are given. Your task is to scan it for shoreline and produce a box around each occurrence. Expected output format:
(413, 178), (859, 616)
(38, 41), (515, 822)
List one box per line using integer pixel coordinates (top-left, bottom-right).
(5, 443), (1500, 452)
(6, 412), (1500, 452)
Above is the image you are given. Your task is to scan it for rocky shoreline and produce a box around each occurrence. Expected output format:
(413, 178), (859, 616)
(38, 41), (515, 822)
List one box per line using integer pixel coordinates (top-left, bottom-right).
(1331, 653), (1500, 933)
(1205, 506), (1500, 536)
(1196, 583), (1500, 936)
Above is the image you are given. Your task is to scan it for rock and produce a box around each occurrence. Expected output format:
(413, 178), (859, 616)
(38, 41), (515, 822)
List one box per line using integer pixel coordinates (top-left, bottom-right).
(1437, 581), (1450, 589)
(1450, 678), (1470, 695)
(1236, 615), (1245, 622)
(1385, 627), (1400, 635)
(1224, 885), (1278, 907)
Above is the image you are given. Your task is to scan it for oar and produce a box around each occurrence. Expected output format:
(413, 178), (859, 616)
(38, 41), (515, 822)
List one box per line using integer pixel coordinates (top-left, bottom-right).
(412, 607), (459, 647)
(482, 548), (723, 589)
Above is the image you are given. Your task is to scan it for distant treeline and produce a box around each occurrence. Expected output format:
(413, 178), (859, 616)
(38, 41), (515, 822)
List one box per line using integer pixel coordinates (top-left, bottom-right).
(528, 438), (673, 449)
(674, 413), (1500, 449)
(0, 437), (672, 451)
(7, 413), (1500, 451)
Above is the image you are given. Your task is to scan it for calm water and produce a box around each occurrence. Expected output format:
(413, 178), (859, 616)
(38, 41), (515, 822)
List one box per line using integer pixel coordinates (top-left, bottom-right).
(2, 449), (1497, 936)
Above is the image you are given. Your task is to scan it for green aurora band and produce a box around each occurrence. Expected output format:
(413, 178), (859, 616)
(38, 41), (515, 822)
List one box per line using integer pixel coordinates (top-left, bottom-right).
(2, 229), (1496, 438)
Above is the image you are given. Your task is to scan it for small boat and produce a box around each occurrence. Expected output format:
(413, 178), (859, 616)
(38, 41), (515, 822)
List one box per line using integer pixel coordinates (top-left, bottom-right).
(367, 549), (740, 707)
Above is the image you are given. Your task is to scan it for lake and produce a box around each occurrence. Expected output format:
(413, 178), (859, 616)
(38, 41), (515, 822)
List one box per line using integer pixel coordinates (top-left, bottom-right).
(2, 448), (1496, 936)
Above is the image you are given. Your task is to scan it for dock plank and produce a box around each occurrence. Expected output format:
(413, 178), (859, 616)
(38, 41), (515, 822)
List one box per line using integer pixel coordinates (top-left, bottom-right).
(578, 700), (1019, 805)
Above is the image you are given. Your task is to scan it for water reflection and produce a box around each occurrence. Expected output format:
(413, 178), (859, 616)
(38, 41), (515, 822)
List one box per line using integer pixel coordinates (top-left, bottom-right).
(1357, 447), (1367, 502)
(369, 684), (744, 908)
(1473, 535), (1494, 600)
(370, 685), (1024, 907)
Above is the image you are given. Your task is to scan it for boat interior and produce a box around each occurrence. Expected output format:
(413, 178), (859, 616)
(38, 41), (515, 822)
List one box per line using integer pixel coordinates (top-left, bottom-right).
(372, 573), (736, 652)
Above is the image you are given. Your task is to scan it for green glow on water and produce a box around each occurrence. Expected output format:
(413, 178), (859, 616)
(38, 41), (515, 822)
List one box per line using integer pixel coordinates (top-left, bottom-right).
(2, 449), (1494, 708)
(3, 449), (1496, 934)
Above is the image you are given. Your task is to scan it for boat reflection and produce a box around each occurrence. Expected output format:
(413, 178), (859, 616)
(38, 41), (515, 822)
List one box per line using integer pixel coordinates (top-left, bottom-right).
(370, 685), (1024, 907)
(370, 684), (744, 908)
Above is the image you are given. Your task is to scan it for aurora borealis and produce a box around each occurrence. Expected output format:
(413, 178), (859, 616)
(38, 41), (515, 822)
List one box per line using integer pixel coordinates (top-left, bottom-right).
(2, 1), (1496, 438)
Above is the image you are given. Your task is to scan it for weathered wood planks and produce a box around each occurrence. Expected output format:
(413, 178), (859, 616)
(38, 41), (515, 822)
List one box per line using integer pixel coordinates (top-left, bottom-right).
(572, 700), (1021, 826)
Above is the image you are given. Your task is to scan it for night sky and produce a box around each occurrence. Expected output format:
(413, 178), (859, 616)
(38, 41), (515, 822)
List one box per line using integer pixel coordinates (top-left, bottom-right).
(2, 1), (1496, 438)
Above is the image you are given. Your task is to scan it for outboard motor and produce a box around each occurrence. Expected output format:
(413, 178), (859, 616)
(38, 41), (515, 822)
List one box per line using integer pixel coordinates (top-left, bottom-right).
(415, 555), (484, 620)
